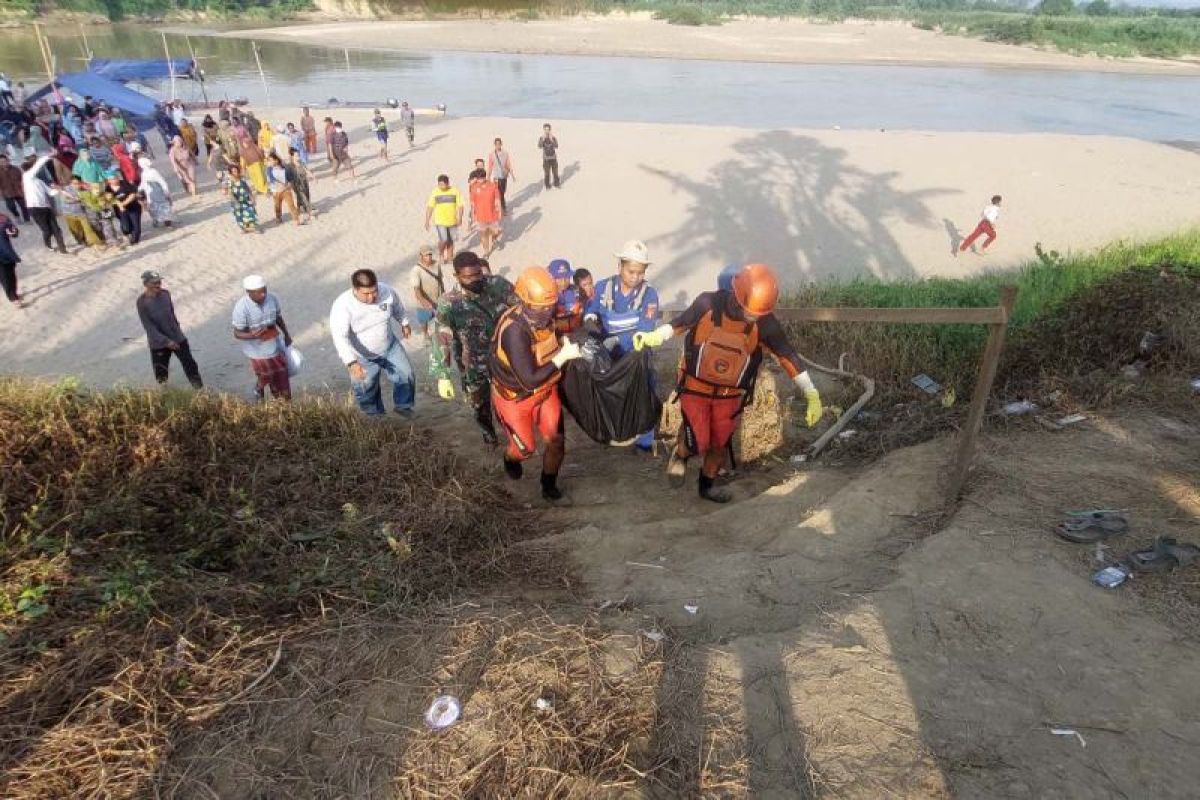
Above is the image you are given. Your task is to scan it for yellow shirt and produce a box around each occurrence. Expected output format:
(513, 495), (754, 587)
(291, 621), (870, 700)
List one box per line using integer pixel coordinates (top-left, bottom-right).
(427, 186), (464, 227)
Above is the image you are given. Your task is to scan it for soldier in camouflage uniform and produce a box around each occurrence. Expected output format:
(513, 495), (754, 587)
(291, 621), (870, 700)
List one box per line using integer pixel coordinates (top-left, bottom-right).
(434, 250), (516, 445)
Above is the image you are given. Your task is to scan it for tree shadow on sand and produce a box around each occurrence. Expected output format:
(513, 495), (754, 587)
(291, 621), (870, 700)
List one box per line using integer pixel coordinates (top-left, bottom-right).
(639, 130), (957, 296)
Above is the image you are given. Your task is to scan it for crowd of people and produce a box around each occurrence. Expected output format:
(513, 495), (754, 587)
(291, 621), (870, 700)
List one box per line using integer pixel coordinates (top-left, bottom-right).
(1, 81), (1016, 504)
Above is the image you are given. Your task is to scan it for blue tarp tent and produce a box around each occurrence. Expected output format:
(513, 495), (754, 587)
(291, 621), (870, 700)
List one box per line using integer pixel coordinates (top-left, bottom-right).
(87, 58), (197, 83)
(27, 72), (159, 120)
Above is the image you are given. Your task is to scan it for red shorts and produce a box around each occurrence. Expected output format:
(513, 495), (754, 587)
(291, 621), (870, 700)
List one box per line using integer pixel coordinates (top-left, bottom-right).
(250, 352), (291, 397)
(492, 386), (563, 461)
(679, 394), (743, 456)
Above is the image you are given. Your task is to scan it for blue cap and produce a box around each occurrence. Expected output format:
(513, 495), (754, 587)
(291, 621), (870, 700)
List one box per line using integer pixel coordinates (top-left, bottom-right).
(548, 259), (572, 279)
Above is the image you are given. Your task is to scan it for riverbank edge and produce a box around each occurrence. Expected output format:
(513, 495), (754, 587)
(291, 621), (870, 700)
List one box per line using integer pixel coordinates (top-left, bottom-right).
(223, 15), (1200, 76)
(4, 12), (1200, 76)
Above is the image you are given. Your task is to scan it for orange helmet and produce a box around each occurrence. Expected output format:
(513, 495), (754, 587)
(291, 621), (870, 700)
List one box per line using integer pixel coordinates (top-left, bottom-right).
(514, 266), (559, 308)
(732, 263), (779, 317)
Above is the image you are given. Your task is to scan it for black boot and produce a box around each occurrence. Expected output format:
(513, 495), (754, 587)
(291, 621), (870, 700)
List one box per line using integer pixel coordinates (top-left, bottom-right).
(541, 472), (563, 501)
(503, 457), (523, 480)
(698, 474), (731, 504)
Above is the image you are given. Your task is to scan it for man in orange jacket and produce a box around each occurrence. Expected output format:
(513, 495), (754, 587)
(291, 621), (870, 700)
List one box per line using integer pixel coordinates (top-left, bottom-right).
(489, 266), (583, 500)
(635, 263), (824, 503)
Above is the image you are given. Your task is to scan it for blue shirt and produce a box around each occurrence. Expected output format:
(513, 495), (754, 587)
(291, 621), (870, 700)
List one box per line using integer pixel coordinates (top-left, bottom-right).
(585, 276), (660, 356)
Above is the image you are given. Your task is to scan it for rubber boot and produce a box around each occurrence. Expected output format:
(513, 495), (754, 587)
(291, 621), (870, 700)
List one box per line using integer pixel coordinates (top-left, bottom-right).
(503, 457), (523, 480)
(698, 473), (731, 504)
(541, 472), (563, 501)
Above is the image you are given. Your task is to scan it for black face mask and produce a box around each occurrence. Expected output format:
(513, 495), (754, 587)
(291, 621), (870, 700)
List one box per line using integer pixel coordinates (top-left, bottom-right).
(461, 278), (486, 294)
(524, 306), (554, 329)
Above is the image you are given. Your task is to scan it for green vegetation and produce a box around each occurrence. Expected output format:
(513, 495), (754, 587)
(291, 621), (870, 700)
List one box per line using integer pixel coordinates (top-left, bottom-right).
(784, 228), (1200, 401)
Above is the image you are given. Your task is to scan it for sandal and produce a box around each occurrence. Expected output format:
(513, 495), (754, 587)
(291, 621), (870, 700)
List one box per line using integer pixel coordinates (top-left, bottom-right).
(1124, 537), (1200, 573)
(1054, 510), (1129, 543)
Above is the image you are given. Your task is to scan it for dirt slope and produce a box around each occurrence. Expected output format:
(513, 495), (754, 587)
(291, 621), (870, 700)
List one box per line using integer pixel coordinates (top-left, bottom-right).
(164, 386), (1200, 798)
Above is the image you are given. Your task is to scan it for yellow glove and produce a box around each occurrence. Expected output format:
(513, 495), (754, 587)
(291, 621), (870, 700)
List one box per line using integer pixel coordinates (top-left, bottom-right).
(804, 388), (823, 428)
(633, 324), (675, 351)
(437, 378), (456, 400)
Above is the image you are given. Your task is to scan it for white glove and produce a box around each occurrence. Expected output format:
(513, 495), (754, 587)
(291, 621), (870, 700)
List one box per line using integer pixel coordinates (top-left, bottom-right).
(551, 338), (582, 368)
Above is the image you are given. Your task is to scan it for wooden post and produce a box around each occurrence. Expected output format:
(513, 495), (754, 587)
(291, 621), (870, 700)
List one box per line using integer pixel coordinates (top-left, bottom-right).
(78, 23), (93, 62)
(947, 285), (1018, 501)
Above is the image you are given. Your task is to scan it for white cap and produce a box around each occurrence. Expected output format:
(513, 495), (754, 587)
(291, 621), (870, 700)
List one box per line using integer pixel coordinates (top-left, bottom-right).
(242, 274), (266, 291)
(614, 239), (651, 265)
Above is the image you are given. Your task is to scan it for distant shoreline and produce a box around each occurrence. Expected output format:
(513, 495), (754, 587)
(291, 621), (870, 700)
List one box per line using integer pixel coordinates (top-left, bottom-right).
(220, 16), (1200, 76)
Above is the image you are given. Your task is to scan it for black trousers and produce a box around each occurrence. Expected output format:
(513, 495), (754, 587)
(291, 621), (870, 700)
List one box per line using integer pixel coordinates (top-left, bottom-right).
(542, 159), (559, 189)
(119, 207), (143, 244)
(4, 196), (29, 222)
(495, 177), (508, 212)
(150, 340), (203, 388)
(29, 207), (65, 252)
(0, 260), (17, 302)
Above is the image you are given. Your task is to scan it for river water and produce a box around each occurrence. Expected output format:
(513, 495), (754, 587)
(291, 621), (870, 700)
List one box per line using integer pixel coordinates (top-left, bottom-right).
(1, 23), (1197, 141)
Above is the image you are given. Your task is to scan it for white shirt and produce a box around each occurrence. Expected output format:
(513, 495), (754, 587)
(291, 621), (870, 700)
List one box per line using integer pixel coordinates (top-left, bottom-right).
(982, 204), (1000, 224)
(171, 106), (185, 126)
(329, 283), (409, 365)
(22, 156), (58, 209)
(0, 77), (9, 92)
(232, 292), (283, 360)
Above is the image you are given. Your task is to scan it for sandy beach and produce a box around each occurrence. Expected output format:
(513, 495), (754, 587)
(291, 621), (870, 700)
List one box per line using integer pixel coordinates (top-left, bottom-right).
(227, 16), (1200, 75)
(2, 110), (1198, 396)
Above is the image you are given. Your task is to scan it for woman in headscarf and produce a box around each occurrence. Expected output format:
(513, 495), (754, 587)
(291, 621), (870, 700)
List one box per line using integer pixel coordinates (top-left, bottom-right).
(54, 128), (78, 168)
(215, 118), (238, 169)
(201, 114), (219, 160)
(63, 105), (84, 145)
(105, 170), (143, 245)
(238, 134), (269, 195)
(24, 124), (50, 154)
(256, 119), (274, 155)
(137, 156), (174, 227)
(111, 109), (128, 137)
(168, 135), (197, 197)
(226, 163), (258, 233)
(111, 142), (140, 185)
(178, 117), (199, 157)
(96, 110), (117, 141)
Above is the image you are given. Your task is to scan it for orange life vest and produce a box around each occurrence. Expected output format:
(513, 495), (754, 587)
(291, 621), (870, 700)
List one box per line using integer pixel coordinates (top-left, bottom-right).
(491, 307), (562, 400)
(680, 305), (760, 397)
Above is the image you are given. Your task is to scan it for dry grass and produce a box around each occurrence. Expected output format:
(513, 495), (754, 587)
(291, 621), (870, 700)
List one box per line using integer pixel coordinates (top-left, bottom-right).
(0, 382), (536, 799)
(158, 605), (676, 799)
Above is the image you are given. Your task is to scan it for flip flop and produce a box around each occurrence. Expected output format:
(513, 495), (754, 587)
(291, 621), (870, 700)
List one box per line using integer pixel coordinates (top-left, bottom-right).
(1054, 511), (1129, 543)
(1124, 537), (1200, 573)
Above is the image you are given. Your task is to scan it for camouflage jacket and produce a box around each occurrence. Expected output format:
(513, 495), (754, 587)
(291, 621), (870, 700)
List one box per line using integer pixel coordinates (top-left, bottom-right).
(434, 275), (516, 389)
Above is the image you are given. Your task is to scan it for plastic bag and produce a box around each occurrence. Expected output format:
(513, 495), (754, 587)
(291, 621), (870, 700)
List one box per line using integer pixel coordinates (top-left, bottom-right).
(286, 345), (304, 377)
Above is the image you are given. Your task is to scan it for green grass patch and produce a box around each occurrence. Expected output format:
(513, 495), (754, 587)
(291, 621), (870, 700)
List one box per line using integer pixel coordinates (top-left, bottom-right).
(782, 228), (1200, 398)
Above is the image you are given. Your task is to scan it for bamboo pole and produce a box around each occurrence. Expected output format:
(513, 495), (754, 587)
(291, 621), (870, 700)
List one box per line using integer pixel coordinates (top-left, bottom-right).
(161, 31), (177, 102)
(79, 22), (93, 62)
(252, 41), (271, 107)
(947, 286), (1018, 500)
(33, 23), (60, 106)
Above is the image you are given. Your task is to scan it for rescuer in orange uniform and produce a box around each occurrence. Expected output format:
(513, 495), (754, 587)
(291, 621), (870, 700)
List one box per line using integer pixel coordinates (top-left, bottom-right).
(634, 263), (824, 503)
(489, 266), (583, 500)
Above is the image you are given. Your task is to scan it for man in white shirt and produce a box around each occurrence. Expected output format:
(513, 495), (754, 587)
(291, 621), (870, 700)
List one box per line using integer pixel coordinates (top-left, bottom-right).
(329, 268), (415, 417)
(958, 195), (1002, 256)
(22, 155), (67, 255)
(232, 274), (293, 401)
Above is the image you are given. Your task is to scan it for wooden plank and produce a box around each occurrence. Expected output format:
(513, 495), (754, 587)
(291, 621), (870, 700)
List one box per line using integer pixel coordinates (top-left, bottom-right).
(657, 306), (1008, 325)
(774, 306), (1007, 325)
(947, 286), (1019, 500)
